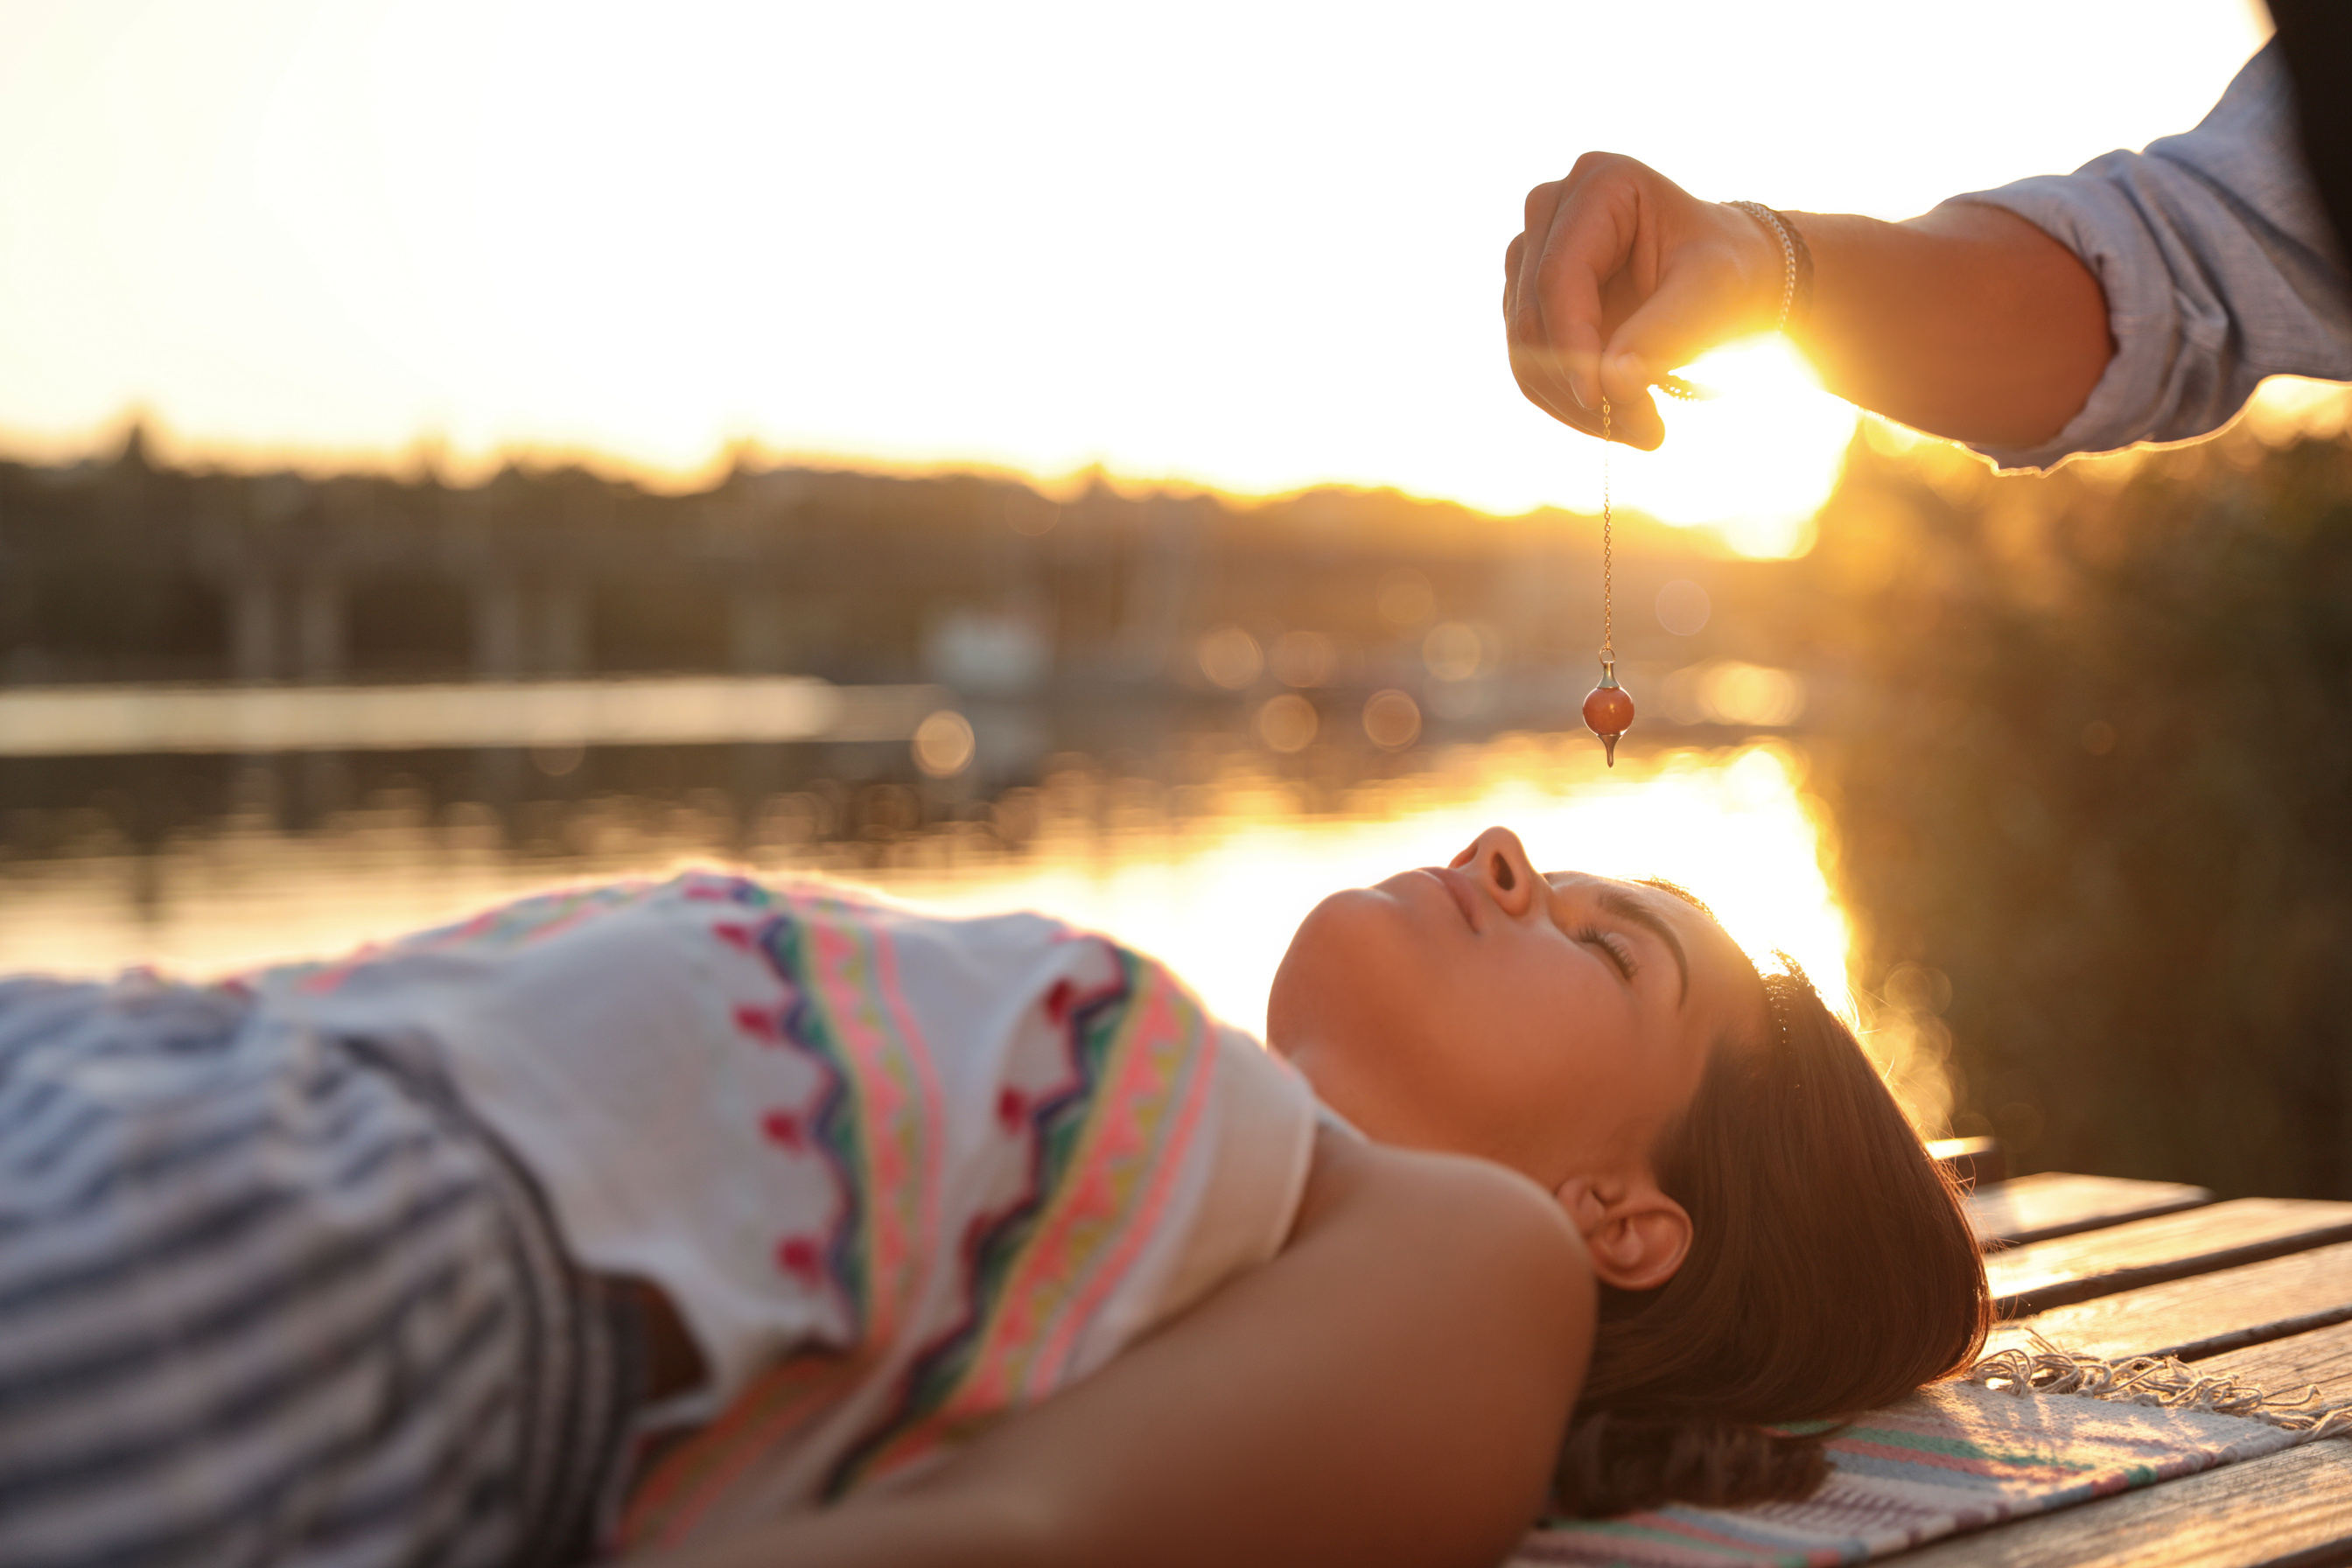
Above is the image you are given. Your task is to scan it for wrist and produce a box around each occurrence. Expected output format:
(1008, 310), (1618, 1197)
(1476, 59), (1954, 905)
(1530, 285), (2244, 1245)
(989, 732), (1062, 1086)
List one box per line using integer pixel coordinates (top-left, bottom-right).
(1698, 201), (1782, 340)
(1725, 200), (1811, 334)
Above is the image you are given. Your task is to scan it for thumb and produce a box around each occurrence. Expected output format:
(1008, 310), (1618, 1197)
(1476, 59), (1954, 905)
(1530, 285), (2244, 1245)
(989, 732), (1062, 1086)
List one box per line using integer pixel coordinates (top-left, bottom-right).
(1599, 238), (1756, 450)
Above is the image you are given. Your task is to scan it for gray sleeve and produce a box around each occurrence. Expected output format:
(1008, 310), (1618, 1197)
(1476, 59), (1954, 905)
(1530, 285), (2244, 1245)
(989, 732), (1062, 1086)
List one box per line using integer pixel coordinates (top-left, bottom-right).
(1949, 40), (2352, 472)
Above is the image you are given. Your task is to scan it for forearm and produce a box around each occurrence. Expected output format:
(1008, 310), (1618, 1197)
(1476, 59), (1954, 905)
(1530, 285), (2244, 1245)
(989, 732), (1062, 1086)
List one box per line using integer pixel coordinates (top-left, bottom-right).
(1790, 203), (2112, 451)
(1508, 156), (2117, 453)
(636, 1136), (1594, 1568)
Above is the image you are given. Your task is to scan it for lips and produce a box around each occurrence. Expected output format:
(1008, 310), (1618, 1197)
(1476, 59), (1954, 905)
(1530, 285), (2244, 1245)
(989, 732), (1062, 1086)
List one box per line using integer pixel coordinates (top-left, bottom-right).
(1418, 865), (1482, 932)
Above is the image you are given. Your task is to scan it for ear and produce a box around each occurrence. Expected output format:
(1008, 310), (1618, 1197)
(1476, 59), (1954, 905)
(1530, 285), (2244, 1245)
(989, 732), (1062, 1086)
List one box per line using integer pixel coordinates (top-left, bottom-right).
(1554, 1174), (1693, 1292)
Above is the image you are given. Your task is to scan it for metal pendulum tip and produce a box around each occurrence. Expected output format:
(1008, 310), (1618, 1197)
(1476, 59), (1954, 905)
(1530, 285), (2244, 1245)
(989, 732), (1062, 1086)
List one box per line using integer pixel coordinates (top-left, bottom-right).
(1582, 656), (1635, 768)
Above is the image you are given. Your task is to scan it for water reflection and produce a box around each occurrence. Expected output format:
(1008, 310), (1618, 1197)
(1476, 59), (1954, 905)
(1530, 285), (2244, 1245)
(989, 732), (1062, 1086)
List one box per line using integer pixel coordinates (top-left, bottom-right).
(0, 736), (1947, 1131)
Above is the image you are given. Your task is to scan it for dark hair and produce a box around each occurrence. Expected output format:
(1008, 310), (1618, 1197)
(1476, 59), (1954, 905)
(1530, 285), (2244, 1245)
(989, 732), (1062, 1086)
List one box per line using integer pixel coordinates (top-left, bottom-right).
(1551, 960), (1991, 1517)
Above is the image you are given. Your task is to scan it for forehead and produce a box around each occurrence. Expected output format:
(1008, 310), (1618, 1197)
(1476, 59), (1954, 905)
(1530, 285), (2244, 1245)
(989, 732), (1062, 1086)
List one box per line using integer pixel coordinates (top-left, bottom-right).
(1544, 871), (1758, 984)
(1542, 870), (1702, 923)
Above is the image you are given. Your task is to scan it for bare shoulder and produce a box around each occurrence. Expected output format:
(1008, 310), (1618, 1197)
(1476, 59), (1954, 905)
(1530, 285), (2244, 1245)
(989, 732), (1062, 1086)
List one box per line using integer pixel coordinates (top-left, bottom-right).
(1292, 1129), (1595, 1326)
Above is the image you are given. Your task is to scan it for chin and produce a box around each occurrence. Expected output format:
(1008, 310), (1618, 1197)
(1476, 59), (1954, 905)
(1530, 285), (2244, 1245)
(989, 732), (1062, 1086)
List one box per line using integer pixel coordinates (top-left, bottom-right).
(1270, 889), (1394, 1040)
(1265, 885), (1424, 1082)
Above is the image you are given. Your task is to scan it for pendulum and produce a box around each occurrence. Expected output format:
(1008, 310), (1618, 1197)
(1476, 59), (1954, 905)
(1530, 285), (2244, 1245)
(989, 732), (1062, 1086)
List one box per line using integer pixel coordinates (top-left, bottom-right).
(1582, 397), (1635, 766)
(1585, 656), (1633, 766)
(1582, 402), (1634, 765)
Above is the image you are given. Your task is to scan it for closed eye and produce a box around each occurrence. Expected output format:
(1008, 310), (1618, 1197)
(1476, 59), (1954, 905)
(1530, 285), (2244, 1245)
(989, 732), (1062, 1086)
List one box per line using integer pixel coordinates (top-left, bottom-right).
(1576, 926), (1639, 982)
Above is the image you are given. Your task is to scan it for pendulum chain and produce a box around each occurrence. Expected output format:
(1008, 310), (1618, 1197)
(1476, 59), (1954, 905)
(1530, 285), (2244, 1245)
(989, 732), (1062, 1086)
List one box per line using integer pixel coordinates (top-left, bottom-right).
(1600, 397), (1614, 663)
(1580, 396), (1634, 766)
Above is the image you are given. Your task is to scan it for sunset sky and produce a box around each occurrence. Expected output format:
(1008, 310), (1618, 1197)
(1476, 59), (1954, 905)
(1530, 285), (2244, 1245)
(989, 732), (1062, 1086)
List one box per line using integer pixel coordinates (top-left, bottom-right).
(0, 1), (2272, 548)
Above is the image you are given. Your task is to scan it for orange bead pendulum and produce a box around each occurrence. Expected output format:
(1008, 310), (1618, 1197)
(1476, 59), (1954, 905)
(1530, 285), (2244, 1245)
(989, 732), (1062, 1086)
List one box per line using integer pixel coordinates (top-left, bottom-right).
(1581, 396), (1635, 766)
(1585, 657), (1633, 766)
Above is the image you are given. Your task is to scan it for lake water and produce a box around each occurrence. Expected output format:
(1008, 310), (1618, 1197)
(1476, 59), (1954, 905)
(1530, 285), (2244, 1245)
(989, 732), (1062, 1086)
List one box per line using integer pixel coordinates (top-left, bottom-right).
(0, 730), (1950, 1132)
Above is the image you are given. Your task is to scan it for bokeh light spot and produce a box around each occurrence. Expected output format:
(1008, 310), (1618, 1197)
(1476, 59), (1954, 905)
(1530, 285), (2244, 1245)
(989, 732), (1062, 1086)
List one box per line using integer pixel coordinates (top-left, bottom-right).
(912, 709), (976, 777)
(1270, 630), (1335, 689)
(1656, 578), (1712, 636)
(1421, 621), (1483, 682)
(1197, 625), (1264, 690)
(1256, 693), (1318, 753)
(1362, 689), (1422, 750)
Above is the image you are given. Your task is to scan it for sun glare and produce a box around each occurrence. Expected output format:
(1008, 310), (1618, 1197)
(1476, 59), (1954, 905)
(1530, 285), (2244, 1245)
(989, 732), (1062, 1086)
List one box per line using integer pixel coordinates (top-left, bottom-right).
(1613, 339), (1859, 557)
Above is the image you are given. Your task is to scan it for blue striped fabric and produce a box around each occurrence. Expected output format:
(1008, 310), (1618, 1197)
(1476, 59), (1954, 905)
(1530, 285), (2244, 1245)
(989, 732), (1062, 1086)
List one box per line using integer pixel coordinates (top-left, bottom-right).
(0, 976), (639, 1568)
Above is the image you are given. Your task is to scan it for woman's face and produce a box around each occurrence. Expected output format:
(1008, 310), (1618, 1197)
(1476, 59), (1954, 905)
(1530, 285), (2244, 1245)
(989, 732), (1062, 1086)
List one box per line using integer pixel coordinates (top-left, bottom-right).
(1268, 825), (1768, 1191)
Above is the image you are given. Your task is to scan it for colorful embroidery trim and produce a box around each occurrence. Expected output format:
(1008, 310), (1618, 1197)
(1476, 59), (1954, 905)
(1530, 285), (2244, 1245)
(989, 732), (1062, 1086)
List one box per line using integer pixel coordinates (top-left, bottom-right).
(825, 944), (1217, 1494)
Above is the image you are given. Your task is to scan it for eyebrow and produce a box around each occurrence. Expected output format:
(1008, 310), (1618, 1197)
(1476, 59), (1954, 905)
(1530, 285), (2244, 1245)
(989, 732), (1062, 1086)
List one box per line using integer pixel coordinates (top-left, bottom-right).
(1597, 886), (1690, 1007)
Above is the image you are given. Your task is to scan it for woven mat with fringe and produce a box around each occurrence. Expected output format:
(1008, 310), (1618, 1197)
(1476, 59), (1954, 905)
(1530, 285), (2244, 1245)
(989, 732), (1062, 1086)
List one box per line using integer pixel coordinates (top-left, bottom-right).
(1511, 1346), (2352, 1568)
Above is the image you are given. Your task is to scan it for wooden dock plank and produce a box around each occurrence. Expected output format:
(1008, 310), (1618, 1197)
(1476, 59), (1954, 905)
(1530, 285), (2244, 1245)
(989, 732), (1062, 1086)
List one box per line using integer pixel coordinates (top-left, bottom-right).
(1877, 1440), (2352, 1568)
(1985, 1198), (2352, 1318)
(1967, 1172), (2212, 1248)
(1984, 1241), (2352, 1362)
(2198, 1318), (2352, 1404)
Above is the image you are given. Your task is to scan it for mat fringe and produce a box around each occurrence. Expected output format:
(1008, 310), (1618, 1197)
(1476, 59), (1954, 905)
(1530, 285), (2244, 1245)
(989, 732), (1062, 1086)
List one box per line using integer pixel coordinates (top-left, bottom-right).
(1965, 1331), (2352, 1440)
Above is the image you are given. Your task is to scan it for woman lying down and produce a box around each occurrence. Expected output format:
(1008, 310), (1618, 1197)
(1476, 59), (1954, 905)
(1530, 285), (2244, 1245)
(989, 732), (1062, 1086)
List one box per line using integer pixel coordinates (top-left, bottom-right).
(0, 825), (1989, 1568)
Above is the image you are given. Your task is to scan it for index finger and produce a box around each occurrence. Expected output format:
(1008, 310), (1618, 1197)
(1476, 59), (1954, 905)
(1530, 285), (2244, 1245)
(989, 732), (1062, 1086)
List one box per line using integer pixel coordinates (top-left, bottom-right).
(1506, 184), (1586, 422)
(1516, 174), (1633, 417)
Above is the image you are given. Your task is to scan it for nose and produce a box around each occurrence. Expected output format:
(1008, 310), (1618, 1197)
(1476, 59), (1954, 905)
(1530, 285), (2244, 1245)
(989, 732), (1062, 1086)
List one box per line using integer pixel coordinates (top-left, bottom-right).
(1449, 826), (1538, 917)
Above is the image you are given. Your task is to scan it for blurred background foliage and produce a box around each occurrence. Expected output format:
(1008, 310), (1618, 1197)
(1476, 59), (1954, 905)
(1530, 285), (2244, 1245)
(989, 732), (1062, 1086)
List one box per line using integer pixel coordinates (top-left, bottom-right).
(1789, 422), (2352, 1200)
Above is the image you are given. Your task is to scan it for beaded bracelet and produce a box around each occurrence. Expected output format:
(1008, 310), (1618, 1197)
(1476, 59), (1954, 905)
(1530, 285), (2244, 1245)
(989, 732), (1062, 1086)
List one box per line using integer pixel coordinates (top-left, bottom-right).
(1728, 200), (1815, 332)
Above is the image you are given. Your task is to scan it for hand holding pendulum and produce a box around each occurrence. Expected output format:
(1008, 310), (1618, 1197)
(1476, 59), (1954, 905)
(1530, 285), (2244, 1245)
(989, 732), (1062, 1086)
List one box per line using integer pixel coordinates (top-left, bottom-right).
(1583, 396), (1635, 766)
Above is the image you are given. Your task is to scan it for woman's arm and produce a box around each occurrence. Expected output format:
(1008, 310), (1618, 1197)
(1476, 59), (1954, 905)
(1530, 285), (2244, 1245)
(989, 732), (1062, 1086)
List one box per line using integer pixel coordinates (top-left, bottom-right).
(637, 1130), (1594, 1568)
(1503, 153), (2110, 453)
